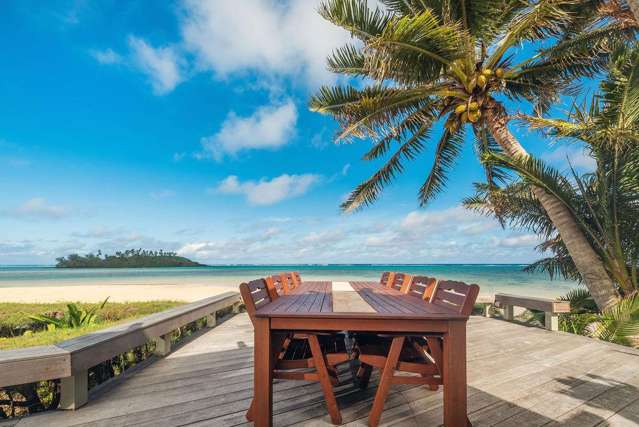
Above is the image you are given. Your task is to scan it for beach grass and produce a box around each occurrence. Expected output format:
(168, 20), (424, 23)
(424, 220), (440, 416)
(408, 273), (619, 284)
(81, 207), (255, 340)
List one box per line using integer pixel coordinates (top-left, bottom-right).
(0, 300), (185, 350)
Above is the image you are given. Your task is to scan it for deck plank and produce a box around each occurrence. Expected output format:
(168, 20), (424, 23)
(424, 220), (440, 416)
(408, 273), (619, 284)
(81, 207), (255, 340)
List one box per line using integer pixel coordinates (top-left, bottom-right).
(12, 313), (639, 427)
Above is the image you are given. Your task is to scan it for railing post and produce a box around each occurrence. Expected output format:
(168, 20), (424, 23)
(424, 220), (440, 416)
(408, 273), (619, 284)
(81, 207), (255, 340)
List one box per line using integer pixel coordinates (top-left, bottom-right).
(153, 334), (172, 356)
(232, 301), (242, 314)
(59, 372), (88, 410)
(484, 303), (492, 318)
(503, 305), (514, 321)
(545, 312), (559, 331)
(206, 313), (217, 328)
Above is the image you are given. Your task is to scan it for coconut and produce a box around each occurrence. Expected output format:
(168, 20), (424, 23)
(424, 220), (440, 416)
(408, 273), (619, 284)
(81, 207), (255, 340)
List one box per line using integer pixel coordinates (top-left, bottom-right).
(469, 102), (479, 111)
(468, 110), (481, 123)
(477, 75), (487, 88)
(482, 69), (492, 76)
(455, 104), (467, 114)
(495, 68), (505, 78)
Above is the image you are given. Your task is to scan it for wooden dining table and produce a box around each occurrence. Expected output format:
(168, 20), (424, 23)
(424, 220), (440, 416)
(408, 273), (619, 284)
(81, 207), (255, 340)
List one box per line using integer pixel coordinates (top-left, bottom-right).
(252, 281), (471, 426)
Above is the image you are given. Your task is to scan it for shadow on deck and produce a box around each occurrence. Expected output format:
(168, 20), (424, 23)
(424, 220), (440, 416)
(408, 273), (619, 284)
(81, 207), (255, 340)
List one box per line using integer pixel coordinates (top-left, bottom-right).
(10, 314), (639, 426)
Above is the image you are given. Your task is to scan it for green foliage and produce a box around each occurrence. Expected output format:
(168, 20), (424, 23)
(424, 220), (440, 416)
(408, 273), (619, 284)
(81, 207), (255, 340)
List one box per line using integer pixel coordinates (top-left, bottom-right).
(0, 301), (183, 341)
(311, 0), (636, 212)
(28, 298), (109, 330)
(556, 289), (639, 348)
(55, 248), (204, 268)
(588, 292), (639, 347)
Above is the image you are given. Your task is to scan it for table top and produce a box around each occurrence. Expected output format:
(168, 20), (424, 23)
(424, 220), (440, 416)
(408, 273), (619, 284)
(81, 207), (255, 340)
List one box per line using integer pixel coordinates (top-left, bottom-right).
(255, 281), (468, 320)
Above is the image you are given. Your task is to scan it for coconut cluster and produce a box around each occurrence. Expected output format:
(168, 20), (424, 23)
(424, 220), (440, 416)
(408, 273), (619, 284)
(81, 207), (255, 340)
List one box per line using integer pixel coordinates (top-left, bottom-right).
(446, 64), (507, 130)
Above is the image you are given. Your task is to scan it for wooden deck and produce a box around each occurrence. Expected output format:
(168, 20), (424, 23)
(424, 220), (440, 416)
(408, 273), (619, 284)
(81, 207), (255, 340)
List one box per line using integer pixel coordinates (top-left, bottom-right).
(9, 313), (639, 427)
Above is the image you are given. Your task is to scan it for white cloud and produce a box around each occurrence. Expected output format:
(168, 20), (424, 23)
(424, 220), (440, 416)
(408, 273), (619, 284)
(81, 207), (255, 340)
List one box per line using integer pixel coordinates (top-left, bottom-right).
(495, 234), (541, 248)
(543, 145), (596, 171)
(90, 48), (123, 65)
(200, 100), (297, 160)
(342, 163), (351, 176)
(179, 0), (351, 85)
(214, 173), (319, 205)
(2, 198), (69, 220)
(150, 189), (176, 200)
(128, 36), (184, 95)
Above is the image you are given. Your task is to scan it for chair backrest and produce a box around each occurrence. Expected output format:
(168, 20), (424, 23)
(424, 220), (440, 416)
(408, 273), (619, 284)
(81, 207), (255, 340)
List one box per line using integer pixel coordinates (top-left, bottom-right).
(429, 280), (480, 315)
(390, 273), (412, 293)
(270, 273), (291, 295)
(283, 272), (297, 291)
(291, 271), (302, 288)
(239, 279), (274, 325)
(380, 271), (393, 287)
(407, 276), (437, 300)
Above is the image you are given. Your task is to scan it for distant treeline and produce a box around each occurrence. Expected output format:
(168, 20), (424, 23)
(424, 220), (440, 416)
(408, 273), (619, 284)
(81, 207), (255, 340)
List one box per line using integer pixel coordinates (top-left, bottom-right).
(55, 249), (205, 268)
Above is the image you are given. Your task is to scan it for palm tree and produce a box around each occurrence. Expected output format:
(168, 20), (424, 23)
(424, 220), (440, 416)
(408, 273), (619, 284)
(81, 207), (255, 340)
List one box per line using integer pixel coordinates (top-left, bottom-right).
(465, 43), (639, 295)
(310, 0), (636, 309)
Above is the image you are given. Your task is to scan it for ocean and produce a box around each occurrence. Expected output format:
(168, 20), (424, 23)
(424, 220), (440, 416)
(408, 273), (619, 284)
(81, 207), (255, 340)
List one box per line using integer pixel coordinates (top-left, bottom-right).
(0, 264), (578, 298)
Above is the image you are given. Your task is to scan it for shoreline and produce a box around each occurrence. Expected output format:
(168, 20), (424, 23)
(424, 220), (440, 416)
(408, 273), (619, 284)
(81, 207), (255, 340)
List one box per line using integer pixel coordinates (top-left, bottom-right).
(0, 280), (568, 304)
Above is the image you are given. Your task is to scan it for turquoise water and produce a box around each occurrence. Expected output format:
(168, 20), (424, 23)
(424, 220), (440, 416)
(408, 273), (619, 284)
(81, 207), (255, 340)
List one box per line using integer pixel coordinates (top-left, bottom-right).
(0, 264), (578, 297)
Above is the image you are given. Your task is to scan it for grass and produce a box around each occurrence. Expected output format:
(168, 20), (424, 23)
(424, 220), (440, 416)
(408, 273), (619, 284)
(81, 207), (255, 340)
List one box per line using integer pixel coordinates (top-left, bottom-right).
(0, 300), (185, 350)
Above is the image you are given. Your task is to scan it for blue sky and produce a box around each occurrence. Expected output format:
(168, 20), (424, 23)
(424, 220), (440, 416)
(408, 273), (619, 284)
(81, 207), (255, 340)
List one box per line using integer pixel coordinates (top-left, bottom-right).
(0, 0), (595, 265)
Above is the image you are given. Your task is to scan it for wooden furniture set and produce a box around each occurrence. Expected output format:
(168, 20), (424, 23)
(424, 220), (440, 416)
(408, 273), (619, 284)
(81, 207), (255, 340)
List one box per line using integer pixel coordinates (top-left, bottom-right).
(240, 271), (480, 426)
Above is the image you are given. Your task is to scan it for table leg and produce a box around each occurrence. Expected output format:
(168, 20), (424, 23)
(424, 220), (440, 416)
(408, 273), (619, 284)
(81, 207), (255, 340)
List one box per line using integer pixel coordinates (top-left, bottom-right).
(443, 320), (469, 427)
(254, 317), (273, 427)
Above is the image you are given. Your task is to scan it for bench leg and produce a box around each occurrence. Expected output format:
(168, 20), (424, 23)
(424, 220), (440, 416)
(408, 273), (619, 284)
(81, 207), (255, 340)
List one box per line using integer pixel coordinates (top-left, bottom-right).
(206, 313), (216, 328)
(59, 372), (88, 410)
(153, 334), (172, 356)
(503, 305), (514, 321)
(545, 313), (559, 331)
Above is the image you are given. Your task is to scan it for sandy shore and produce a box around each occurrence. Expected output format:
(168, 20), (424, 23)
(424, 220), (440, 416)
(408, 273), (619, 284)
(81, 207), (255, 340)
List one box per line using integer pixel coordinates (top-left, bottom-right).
(0, 283), (239, 303)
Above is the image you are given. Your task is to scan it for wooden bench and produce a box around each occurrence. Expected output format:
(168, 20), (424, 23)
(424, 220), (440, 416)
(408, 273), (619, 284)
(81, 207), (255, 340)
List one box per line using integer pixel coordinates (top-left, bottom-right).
(492, 293), (570, 331)
(0, 291), (241, 410)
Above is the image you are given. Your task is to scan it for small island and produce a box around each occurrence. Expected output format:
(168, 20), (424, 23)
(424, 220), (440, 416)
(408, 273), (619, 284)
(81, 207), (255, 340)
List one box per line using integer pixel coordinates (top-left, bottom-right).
(55, 249), (205, 268)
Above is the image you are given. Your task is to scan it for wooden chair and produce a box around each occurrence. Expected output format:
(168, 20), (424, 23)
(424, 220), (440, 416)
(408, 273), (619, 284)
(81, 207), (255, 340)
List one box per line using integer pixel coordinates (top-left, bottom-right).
(240, 279), (350, 425)
(291, 271), (302, 288)
(389, 272), (413, 293)
(406, 275), (437, 300)
(357, 280), (480, 427)
(269, 273), (293, 295)
(380, 271), (394, 287)
(283, 272), (298, 291)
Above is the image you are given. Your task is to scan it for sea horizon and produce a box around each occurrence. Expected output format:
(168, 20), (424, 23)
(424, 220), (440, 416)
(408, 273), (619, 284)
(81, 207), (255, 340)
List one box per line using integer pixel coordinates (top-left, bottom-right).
(0, 264), (579, 299)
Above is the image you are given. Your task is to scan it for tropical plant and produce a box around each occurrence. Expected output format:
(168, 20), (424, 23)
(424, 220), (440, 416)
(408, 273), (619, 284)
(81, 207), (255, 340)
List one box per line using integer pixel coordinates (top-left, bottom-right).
(28, 298), (109, 330)
(588, 292), (639, 346)
(465, 43), (639, 295)
(310, 0), (636, 310)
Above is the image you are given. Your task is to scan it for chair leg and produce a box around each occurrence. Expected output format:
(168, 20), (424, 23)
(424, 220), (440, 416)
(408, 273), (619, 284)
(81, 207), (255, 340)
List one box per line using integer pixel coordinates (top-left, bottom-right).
(358, 363), (373, 390)
(369, 336), (405, 427)
(308, 334), (342, 425)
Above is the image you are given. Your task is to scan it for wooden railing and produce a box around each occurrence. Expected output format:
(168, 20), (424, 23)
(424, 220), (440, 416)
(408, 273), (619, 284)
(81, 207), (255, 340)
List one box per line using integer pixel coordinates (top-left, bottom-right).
(491, 293), (570, 331)
(0, 292), (242, 410)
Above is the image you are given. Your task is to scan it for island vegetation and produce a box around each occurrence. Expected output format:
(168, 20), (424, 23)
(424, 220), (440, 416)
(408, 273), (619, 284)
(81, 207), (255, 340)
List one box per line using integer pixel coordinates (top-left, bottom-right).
(55, 249), (204, 268)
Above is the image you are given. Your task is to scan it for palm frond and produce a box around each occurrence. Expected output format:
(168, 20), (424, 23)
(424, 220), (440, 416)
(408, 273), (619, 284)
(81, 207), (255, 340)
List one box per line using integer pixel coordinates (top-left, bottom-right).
(418, 125), (465, 206)
(341, 121), (433, 212)
(319, 0), (391, 40)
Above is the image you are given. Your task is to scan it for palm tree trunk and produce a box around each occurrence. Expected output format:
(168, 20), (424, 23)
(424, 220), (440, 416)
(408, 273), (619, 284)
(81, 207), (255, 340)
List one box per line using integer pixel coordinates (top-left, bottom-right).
(484, 99), (620, 310)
